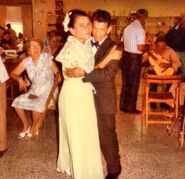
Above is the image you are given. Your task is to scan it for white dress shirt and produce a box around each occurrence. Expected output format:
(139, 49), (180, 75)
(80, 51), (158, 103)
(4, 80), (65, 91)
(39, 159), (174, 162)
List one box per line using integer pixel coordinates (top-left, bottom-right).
(91, 36), (107, 55)
(124, 20), (145, 54)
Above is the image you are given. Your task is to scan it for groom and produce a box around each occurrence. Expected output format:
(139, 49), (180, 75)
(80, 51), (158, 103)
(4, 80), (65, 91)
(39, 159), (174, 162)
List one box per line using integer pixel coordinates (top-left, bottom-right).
(65, 9), (122, 179)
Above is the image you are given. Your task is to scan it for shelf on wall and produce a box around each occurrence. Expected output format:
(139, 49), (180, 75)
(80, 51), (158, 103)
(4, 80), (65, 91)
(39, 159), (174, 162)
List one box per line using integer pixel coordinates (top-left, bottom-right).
(111, 16), (177, 41)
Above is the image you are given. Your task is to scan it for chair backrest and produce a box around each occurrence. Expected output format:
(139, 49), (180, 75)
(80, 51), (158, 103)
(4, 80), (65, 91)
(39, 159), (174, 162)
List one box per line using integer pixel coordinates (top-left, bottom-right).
(45, 71), (62, 110)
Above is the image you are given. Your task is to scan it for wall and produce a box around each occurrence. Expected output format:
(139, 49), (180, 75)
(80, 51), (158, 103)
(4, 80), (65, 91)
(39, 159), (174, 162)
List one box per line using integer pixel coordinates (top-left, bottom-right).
(62, 0), (185, 40)
(63, 0), (185, 17)
(21, 4), (33, 38)
(30, 0), (185, 39)
(32, 0), (56, 40)
(0, 6), (6, 28)
(1, 0), (185, 40)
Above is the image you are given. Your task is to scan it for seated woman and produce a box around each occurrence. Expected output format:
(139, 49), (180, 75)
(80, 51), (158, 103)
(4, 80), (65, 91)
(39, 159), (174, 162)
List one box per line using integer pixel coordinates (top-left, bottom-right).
(10, 38), (60, 139)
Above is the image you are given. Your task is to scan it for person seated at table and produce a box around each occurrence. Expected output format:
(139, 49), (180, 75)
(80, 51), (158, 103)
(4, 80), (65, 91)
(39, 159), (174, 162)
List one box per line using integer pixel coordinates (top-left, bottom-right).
(43, 34), (63, 69)
(10, 38), (61, 139)
(43, 35), (62, 59)
(16, 32), (24, 52)
(0, 31), (14, 49)
(5, 23), (17, 46)
(42, 30), (58, 48)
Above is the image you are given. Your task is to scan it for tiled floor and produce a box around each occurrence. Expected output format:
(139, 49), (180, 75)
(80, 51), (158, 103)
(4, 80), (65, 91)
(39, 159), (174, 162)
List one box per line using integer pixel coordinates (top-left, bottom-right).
(1, 70), (185, 179)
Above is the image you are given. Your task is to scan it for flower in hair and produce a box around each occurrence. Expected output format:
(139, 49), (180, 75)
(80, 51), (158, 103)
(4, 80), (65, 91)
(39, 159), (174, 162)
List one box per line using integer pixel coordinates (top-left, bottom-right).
(63, 12), (72, 32)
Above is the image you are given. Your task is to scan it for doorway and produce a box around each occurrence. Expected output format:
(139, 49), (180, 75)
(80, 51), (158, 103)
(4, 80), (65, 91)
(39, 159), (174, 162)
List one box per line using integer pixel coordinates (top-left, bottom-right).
(6, 6), (23, 35)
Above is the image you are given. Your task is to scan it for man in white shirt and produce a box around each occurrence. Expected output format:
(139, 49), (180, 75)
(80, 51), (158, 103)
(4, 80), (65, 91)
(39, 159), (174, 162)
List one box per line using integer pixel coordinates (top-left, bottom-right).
(0, 56), (9, 157)
(120, 9), (148, 113)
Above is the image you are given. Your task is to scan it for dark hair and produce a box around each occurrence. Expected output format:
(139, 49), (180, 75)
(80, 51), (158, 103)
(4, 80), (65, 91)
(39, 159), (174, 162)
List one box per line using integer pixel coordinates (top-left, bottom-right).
(6, 23), (11, 28)
(47, 30), (58, 38)
(91, 9), (111, 26)
(136, 9), (148, 18)
(68, 9), (89, 28)
(3, 31), (11, 36)
(155, 37), (167, 44)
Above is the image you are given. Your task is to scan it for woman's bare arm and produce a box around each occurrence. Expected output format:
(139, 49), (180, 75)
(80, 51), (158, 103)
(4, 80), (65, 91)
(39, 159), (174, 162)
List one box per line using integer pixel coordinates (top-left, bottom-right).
(10, 61), (27, 92)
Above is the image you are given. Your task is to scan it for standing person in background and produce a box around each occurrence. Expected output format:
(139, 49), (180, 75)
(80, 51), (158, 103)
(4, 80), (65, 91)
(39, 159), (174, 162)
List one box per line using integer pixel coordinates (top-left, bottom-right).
(65, 9), (122, 179)
(120, 11), (137, 41)
(166, 13), (185, 79)
(0, 55), (9, 157)
(120, 8), (148, 114)
(6, 23), (17, 46)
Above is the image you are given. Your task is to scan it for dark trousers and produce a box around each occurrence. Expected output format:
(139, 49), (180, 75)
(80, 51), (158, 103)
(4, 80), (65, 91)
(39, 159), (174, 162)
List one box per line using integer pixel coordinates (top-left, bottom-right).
(120, 51), (142, 111)
(97, 113), (121, 174)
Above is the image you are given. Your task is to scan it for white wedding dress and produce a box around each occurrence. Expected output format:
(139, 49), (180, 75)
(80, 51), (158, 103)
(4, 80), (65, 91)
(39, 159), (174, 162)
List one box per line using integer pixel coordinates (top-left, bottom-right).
(56, 36), (103, 179)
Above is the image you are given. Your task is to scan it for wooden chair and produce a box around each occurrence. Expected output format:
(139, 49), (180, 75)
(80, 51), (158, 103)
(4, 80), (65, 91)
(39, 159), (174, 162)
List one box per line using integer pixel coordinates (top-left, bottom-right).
(31, 72), (62, 135)
(142, 74), (181, 127)
(6, 78), (15, 100)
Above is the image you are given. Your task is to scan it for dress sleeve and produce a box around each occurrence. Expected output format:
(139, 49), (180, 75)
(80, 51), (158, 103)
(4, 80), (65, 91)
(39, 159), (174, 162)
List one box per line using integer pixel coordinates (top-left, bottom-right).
(55, 46), (69, 65)
(56, 45), (79, 69)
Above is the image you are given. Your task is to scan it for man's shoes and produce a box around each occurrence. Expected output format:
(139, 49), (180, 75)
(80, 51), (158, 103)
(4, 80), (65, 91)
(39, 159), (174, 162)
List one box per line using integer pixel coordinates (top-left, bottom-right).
(131, 109), (141, 114)
(0, 150), (6, 158)
(120, 108), (129, 113)
(105, 172), (119, 179)
(120, 108), (141, 114)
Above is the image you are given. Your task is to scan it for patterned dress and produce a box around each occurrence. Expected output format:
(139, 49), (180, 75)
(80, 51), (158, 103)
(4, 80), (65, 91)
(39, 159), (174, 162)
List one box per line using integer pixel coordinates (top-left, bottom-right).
(56, 36), (103, 179)
(12, 53), (55, 113)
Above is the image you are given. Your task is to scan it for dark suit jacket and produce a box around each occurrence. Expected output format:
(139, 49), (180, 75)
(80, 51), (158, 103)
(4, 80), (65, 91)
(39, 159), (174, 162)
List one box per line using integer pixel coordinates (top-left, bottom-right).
(83, 37), (120, 114)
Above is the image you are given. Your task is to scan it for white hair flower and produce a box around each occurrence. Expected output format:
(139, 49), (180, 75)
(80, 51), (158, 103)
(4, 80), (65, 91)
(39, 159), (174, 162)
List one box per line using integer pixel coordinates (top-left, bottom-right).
(63, 12), (72, 32)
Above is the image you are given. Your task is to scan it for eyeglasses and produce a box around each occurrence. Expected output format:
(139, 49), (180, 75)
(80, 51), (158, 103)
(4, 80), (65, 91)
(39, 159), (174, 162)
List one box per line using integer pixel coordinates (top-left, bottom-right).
(30, 45), (41, 49)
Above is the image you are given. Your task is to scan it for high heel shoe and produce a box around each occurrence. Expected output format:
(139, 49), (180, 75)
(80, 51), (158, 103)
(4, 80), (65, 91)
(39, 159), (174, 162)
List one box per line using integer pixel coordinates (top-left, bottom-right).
(18, 126), (31, 139)
(25, 132), (32, 139)
(25, 130), (39, 139)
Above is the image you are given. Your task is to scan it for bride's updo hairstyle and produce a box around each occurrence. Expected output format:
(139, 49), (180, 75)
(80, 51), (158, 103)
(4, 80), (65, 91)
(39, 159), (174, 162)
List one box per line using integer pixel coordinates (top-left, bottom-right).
(68, 9), (89, 28)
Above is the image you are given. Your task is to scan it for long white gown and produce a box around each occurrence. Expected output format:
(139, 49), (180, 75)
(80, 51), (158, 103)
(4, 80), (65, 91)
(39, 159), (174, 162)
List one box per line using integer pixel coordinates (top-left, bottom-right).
(56, 36), (103, 179)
